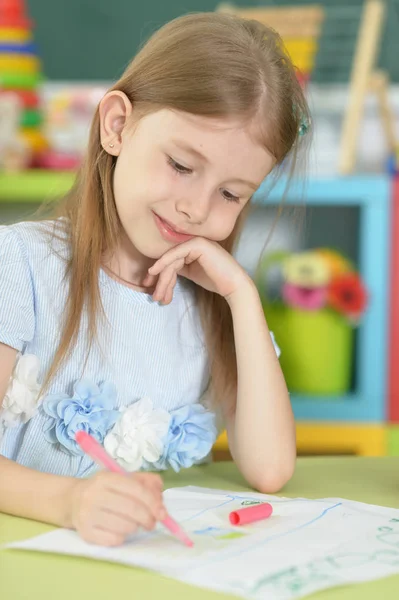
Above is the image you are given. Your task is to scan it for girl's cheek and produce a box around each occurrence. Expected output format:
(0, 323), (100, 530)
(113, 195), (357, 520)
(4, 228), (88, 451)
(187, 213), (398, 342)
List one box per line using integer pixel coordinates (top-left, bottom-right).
(206, 212), (241, 242)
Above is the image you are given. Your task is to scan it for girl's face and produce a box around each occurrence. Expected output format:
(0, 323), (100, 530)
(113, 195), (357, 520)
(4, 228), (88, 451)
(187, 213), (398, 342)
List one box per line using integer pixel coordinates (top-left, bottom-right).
(111, 107), (274, 261)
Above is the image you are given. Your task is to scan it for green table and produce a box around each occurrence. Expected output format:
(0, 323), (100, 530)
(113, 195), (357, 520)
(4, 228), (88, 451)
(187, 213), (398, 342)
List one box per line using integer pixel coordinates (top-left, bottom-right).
(1, 458), (399, 600)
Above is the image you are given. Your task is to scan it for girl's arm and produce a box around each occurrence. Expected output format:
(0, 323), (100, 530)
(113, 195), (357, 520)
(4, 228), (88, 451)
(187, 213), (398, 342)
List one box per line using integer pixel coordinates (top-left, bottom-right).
(224, 280), (296, 493)
(0, 454), (78, 526)
(145, 237), (296, 494)
(0, 343), (78, 526)
(0, 343), (165, 545)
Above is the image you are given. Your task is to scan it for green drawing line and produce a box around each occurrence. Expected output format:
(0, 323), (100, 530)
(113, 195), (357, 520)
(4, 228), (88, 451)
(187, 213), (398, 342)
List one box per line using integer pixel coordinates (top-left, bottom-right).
(218, 532), (246, 540)
(181, 492), (399, 595)
(250, 522), (399, 595)
(187, 502), (343, 574)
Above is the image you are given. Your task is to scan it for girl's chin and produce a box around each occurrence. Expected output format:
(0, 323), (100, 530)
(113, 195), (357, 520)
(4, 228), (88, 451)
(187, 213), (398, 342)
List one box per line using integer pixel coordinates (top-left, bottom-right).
(129, 236), (174, 261)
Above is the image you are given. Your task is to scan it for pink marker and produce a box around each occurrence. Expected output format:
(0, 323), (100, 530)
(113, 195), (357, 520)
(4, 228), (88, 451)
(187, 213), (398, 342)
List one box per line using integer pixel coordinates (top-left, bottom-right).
(229, 502), (273, 526)
(75, 431), (194, 548)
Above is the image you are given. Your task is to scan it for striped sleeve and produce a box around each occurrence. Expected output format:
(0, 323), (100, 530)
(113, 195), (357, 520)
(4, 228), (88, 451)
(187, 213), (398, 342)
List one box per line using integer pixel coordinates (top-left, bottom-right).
(0, 226), (35, 351)
(270, 331), (281, 358)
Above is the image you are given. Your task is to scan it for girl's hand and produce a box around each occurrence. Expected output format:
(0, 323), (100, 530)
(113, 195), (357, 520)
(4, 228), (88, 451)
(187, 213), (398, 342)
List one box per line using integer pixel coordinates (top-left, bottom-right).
(145, 237), (251, 304)
(68, 471), (166, 546)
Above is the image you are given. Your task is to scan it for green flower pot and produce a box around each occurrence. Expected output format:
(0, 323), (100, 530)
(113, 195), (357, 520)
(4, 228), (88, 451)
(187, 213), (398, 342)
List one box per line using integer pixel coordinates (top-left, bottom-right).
(264, 303), (354, 395)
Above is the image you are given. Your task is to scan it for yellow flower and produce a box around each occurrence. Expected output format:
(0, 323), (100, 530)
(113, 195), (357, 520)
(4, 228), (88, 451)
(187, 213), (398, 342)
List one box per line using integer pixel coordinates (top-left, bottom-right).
(284, 252), (331, 288)
(316, 249), (352, 278)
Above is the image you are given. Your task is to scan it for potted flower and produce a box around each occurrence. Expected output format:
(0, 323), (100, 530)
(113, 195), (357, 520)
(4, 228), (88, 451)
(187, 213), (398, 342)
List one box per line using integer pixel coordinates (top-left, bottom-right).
(255, 248), (368, 395)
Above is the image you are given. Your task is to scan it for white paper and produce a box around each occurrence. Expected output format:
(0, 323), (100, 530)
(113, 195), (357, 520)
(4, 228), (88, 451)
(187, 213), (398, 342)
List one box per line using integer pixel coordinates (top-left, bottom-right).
(7, 486), (399, 599)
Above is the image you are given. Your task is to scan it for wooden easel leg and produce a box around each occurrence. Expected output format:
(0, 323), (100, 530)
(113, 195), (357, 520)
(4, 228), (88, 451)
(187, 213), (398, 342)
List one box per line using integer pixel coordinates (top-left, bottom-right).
(338, 0), (386, 175)
(369, 70), (397, 154)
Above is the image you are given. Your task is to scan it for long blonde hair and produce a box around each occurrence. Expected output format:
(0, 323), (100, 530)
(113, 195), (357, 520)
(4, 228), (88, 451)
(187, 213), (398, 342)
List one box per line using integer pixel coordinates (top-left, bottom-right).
(43, 12), (309, 410)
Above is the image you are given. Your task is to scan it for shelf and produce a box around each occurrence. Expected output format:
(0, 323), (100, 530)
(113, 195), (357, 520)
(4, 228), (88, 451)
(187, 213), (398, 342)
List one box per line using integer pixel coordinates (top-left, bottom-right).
(255, 174), (390, 206)
(291, 393), (385, 422)
(257, 175), (391, 424)
(0, 172), (390, 204)
(214, 424), (388, 456)
(0, 170), (75, 202)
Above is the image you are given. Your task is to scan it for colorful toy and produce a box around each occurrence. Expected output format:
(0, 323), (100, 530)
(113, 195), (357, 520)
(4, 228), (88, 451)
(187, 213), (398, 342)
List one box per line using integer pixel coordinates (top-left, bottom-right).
(0, 0), (47, 168)
(218, 3), (324, 88)
(256, 248), (368, 395)
(41, 86), (106, 170)
(0, 90), (29, 169)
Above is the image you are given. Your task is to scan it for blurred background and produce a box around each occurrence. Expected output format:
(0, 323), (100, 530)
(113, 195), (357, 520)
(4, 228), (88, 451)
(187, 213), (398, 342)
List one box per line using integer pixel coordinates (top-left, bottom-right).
(1, 0), (399, 459)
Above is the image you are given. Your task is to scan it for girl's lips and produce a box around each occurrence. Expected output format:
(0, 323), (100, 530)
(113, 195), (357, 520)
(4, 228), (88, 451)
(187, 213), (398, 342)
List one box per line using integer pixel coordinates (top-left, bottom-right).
(153, 212), (194, 243)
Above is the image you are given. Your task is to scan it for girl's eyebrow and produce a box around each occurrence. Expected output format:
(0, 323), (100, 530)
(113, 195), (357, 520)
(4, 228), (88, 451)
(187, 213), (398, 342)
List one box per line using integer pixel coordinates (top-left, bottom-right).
(171, 139), (209, 163)
(228, 178), (259, 192)
(171, 140), (259, 190)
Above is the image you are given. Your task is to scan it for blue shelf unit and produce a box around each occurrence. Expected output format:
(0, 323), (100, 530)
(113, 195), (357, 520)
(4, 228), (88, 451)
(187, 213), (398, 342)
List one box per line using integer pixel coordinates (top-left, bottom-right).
(252, 176), (392, 423)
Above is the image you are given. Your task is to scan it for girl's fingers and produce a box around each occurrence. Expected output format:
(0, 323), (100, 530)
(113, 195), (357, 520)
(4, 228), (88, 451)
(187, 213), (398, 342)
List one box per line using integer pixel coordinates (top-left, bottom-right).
(102, 501), (156, 532)
(95, 507), (142, 536)
(134, 472), (164, 491)
(148, 241), (202, 276)
(142, 274), (156, 286)
(162, 272), (177, 305)
(104, 474), (164, 519)
(153, 260), (183, 302)
(87, 527), (125, 547)
(149, 255), (182, 277)
(134, 475), (166, 516)
(153, 266), (176, 303)
(98, 490), (153, 526)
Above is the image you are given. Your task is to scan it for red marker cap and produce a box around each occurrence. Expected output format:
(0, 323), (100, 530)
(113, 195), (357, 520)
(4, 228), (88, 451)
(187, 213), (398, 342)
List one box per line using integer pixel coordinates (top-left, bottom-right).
(229, 502), (273, 526)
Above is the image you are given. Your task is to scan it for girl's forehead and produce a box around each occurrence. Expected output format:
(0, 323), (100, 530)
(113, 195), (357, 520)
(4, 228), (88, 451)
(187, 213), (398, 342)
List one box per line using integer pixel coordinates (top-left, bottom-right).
(138, 109), (269, 152)
(131, 108), (274, 178)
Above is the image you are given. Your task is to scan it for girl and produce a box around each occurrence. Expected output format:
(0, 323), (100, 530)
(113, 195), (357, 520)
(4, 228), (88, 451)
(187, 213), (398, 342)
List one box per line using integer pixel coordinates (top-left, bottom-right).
(0, 12), (309, 546)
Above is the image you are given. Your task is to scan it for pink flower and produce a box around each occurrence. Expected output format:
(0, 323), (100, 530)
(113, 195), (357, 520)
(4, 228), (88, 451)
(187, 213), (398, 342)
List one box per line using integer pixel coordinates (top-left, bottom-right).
(282, 282), (327, 311)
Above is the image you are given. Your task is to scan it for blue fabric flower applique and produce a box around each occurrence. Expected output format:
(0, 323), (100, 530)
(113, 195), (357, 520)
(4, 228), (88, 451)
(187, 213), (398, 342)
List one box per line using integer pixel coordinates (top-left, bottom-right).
(42, 379), (119, 455)
(154, 403), (217, 472)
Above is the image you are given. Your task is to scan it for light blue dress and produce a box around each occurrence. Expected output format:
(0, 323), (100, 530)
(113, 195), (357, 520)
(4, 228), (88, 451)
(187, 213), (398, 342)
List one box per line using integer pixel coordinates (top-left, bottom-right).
(0, 220), (213, 476)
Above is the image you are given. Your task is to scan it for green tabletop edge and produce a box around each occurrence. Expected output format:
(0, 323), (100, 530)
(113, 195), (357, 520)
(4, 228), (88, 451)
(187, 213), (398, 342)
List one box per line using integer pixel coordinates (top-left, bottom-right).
(1, 458), (399, 600)
(0, 170), (75, 203)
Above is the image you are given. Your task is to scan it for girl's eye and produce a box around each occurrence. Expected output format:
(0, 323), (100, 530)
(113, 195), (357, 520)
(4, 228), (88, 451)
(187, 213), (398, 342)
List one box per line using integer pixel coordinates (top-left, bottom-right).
(221, 189), (240, 203)
(167, 156), (192, 174)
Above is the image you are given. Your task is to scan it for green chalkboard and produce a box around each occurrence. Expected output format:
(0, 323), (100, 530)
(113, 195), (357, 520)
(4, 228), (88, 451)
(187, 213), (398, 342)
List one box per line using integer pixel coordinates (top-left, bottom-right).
(27, 0), (223, 80)
(26, 0), (399, 82)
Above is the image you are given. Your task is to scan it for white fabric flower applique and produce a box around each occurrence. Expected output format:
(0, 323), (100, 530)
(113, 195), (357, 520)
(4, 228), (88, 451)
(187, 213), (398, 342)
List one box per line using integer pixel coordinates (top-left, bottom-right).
(104, 397), (171, 471)
(0, 353), (41, 440)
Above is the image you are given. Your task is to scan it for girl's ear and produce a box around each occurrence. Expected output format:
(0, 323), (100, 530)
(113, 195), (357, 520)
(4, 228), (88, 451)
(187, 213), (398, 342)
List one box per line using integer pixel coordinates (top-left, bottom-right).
(99, 90), (132, 156)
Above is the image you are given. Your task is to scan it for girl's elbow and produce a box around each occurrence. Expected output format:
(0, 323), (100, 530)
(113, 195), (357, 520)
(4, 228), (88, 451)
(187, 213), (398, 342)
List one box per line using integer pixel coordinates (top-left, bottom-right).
(254, 473), (290, 494)
(250, 457), (296, 494)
